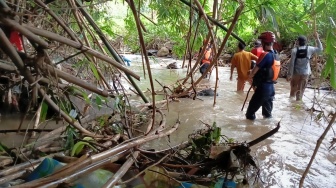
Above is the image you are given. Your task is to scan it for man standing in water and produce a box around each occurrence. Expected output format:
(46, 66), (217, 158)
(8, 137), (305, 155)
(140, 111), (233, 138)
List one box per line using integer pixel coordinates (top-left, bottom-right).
(245, 31), (280, 120)
(286, 33), (323, 101)
(230, 42), (258, 92)
(200, 40), (212, 78)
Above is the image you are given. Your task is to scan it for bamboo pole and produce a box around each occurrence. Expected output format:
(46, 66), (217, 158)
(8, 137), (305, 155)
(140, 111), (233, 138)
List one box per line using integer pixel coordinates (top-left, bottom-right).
(33, 0), (79, 42)
(102, 151), (140, 188)
(127, 0), (156, 127)
(75, 0), (149, 103)
(175, 1), (245, 98)
(179, 0), (246, 45)
(0, 61), (17, 72)
(0, 165), (38, 185)
(31, 100), (43, 137)
(299, 113), (336, 187)
(193, 0), (219, 106)
(14, 122), (179, 187)
(0, 0), (9, 8)
(21, 24), (140, 80)
(0, 152), (64, 183)
(0, 17), (49, 48)
(0, 28), (98, 137)
(37, 61), (109, 97)
(67, 0), (112, 91)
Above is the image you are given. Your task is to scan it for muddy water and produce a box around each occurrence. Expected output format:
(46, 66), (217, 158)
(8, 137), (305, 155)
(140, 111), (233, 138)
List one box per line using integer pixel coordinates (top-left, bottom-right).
(1, 55), (336, 187)
(125, 55), (336, 188)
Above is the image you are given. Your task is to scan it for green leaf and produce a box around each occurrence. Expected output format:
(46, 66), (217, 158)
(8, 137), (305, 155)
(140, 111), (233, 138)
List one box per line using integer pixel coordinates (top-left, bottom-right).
(291, 24), (305, 34)
(96, 95), (103, 110)
(89, 61), (100, 80)
(40, 102), (48, 122)
(326, 32), (336, 55)
(0, 142), (9, 152)
(211, 127), (221, 144)
(265, 6), (279, 32)
(82, 92), (91, 104)
(71, 141), (89, 156)
(71, 137), (96, 157)
(65, 126), (78, 150)
(313, 3), (326, 15)
(322, 56), (331, 75)
(330, 58), (336, 89)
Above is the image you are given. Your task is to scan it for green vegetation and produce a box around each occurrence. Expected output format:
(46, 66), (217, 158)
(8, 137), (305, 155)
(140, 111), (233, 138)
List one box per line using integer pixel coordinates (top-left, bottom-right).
(92, 0), (335, 88)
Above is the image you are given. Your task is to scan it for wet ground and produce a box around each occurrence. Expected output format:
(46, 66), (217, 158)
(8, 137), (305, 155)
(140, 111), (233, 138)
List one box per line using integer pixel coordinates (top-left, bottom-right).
(1, 55), (336, 187)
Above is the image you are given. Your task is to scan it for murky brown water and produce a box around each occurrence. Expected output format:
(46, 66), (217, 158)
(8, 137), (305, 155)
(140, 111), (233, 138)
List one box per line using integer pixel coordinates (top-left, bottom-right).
(1, 55), (336, 187)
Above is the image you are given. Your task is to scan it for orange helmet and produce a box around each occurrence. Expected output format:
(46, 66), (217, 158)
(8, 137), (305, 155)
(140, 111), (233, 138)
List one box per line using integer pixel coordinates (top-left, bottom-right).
(258, 31), (276, 43)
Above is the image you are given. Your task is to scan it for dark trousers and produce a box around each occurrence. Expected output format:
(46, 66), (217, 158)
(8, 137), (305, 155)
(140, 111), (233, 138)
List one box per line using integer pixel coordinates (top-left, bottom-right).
(246, 83), (274, 120)
(200, 63), (210, 74)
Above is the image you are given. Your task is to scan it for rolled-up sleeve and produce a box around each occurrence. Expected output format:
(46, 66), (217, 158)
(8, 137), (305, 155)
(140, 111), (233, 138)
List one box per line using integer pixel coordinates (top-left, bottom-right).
(313, 38), (323, 54)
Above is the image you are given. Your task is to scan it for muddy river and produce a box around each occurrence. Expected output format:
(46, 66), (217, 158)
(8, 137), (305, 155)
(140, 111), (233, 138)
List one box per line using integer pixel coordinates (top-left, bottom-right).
(1, 55), (336, 188)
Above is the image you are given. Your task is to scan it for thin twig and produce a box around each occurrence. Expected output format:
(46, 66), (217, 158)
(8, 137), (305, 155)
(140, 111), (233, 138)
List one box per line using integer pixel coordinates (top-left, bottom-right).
(299, 113), (336, 187)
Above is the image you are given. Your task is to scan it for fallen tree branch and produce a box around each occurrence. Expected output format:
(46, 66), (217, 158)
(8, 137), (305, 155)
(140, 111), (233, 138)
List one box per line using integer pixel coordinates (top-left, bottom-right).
(248, 121), (281, 147)
(13, 121), (180, 187)
(102, 151), (140, 188)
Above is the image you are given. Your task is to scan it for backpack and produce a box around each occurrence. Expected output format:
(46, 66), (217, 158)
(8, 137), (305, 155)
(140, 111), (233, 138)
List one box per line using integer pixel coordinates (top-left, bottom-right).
(252, 51), (281, 86)
(271, 53), (281, 81)
(296, 46), (308, 59)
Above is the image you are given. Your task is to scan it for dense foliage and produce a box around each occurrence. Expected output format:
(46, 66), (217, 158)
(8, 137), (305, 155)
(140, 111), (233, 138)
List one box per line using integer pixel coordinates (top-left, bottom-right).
(91, 0), (335, 87)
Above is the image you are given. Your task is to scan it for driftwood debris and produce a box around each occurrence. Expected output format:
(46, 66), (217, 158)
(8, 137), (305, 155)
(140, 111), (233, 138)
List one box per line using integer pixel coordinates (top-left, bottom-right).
(0, 0), (283, 187)
(0, 121), (280, 187)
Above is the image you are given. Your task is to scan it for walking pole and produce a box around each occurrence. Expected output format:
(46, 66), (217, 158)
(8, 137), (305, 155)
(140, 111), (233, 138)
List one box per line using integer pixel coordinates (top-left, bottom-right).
(242, 61), (256, 111)
(241, 85), (252, 111)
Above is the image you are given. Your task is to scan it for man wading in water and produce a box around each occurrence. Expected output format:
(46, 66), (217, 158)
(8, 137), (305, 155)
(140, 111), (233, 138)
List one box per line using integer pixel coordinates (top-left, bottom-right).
(199, 40), (213, 78)
(230, 42), (258, 92)
(245, 31), (281, 120)
(286, 33), (323, 101)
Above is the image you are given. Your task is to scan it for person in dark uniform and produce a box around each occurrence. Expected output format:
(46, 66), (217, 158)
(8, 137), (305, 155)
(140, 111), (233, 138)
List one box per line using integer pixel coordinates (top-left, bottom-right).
(245, 31), (280, 120)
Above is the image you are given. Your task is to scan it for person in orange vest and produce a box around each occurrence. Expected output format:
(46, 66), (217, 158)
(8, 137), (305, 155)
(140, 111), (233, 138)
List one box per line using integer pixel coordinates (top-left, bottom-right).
(251, 39), (264, 58)
(199, 40), (212, 78)
(230, 42), (258, 92)
(250, 40), (264, 73)
(245, 31), (280, 120)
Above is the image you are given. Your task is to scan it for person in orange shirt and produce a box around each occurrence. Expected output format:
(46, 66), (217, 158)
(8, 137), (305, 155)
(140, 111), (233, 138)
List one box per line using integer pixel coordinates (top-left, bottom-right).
(230, 42), (259, 92)
(199, 40), (213, 78)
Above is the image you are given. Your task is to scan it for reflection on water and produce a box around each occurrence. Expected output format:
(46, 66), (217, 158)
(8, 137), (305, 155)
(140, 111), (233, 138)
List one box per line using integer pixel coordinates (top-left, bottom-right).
(1, 56), (336, 187)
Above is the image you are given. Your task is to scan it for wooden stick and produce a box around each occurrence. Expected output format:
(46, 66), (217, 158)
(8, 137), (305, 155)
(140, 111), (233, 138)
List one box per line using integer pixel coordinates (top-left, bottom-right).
(0, 129), (53, 133)
(102, 151), (140, 188)
(241, 85), (252, 111)
(13, 122), (180, 187)
(23, 25), (140, 80)
(299, 113), (336, 187)
(0, 28), (99, 137)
